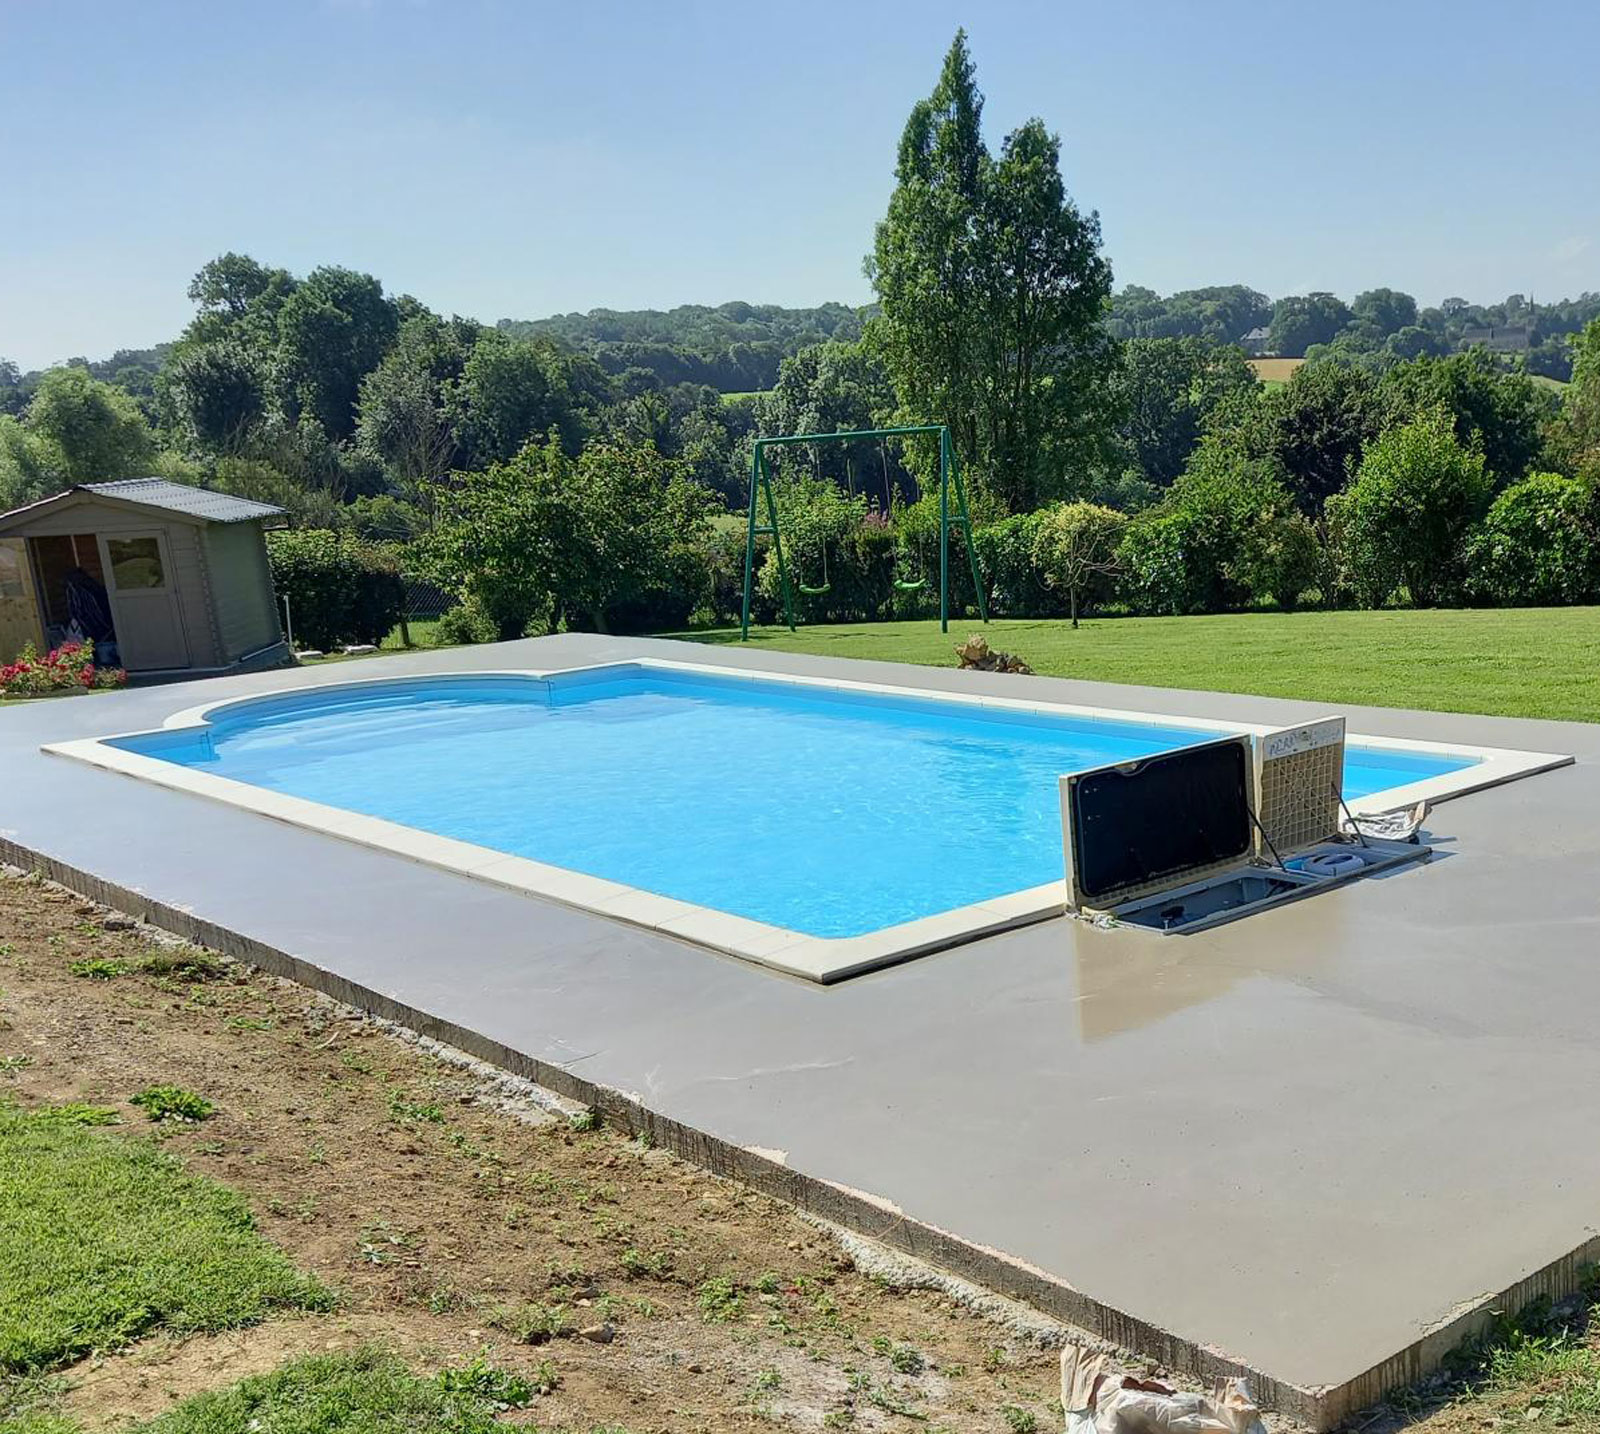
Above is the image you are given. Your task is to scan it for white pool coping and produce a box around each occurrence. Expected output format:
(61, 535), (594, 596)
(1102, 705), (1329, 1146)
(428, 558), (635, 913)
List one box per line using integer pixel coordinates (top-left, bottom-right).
(42, 658), (1574, 984)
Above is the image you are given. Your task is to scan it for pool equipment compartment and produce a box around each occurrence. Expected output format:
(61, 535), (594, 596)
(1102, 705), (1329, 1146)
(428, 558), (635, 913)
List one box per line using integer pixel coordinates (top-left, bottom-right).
(1060, 717), (1431, 934)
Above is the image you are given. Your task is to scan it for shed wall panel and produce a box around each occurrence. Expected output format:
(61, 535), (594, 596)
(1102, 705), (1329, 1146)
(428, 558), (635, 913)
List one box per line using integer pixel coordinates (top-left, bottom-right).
(203, 524), (282, 660)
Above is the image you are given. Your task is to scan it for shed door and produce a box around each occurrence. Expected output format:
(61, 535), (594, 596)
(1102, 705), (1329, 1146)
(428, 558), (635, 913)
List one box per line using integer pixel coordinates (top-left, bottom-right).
(0, 537), (47, 663)
(98, 531), (191, 671)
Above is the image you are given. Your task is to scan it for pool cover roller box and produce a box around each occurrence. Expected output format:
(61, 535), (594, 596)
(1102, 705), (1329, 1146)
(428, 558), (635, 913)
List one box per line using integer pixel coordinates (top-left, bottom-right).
(1059, 718), (1431, 930)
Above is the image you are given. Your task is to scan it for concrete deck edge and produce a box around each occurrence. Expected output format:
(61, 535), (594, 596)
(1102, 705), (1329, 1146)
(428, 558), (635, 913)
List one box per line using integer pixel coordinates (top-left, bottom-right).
(11, 830), (1596, 1429)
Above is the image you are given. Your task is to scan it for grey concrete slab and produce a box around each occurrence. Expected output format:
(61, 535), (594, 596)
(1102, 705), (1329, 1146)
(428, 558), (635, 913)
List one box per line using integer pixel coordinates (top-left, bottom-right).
(3, 633), (1597, 1426)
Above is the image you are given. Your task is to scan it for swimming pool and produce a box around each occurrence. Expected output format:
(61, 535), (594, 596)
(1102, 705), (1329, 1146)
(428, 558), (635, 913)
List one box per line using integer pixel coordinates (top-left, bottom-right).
(49, 660), (1560, 980)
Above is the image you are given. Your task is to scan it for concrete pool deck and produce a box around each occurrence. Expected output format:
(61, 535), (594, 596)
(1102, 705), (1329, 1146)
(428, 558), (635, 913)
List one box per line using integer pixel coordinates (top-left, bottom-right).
(3, 632), (1598, 1427)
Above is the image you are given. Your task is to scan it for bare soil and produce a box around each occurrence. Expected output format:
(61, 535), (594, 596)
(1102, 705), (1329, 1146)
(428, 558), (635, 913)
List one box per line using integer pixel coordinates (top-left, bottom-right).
(0, 868), (1073, 1432)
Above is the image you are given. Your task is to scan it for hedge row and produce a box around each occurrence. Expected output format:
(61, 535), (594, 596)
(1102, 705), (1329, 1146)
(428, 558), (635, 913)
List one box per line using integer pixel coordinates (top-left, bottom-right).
(265, 530), (405, 651)
(272, 441), (1600, 646)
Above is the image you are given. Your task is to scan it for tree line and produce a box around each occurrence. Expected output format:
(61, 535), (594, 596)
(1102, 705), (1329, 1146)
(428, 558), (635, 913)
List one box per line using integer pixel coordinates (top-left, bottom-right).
(2, 30), (1599, 646)
(1106, 286), (1597, 379)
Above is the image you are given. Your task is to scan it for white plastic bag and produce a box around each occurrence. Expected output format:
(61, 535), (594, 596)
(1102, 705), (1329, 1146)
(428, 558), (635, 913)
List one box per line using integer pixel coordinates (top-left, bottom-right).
(1060, 1344), (1267, 1434)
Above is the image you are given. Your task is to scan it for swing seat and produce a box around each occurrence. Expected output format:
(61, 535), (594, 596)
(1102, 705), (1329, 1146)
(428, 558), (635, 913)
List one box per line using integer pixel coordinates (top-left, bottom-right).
(798, 582), (831, 597)
(894, 577), (927, 593)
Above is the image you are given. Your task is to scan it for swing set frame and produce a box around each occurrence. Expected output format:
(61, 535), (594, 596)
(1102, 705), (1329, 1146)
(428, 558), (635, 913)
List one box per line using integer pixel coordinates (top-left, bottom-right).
(739, 424), (988, 639)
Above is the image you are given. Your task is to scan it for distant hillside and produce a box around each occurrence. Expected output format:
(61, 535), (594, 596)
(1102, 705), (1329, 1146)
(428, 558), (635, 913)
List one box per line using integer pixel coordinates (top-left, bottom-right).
(497, 301), (868, 393)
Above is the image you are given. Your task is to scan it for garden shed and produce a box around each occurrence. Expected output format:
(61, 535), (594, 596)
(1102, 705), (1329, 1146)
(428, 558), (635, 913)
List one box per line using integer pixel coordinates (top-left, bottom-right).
(0, 479), (290, 678)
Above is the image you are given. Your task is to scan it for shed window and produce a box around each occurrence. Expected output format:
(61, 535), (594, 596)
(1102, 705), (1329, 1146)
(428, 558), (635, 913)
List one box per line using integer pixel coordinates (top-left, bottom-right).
(106, 537), (166, 590)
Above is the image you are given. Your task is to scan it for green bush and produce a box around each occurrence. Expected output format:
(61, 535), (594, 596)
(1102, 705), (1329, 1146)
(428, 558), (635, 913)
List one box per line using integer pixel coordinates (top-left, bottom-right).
(1118, 508), (1219, 615)
(604, 519), (714, 633)
(1118, 455), (1308, 614)
(421, 436), (715, 639)
(755, 478), (900, 624)
(1030, 501), (1127, 626)
(432, 598), (500, 646)
(265, 529), (405, 651)
(1327, 410), (1492, 607)
(1233, 508), (1323, 611)
(702, 525), (755, 627)
(893, 486), (1006, 620)
(972, 511), (1063, 617)
(1465, 472), (1600, 607)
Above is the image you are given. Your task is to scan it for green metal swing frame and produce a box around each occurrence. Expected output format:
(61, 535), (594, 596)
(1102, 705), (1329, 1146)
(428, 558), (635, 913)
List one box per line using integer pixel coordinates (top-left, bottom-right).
(740, 424), (988, 640)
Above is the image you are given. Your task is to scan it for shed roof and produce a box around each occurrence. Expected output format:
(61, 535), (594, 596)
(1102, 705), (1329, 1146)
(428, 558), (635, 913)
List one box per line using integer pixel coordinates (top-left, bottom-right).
(80, 479), (284, 523)
(0, 479), (285, 534)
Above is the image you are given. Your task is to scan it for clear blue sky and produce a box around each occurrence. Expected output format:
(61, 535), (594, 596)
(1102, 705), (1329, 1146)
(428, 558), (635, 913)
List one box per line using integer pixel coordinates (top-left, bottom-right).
(3, 0), (1596, 370)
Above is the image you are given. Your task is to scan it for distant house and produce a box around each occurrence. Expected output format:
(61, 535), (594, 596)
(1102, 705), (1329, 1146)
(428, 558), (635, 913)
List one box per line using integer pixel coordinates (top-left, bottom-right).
(1238, 326), (1273, 357)
(0, 479), (289, 678)
(1461, 326), (1532, 354)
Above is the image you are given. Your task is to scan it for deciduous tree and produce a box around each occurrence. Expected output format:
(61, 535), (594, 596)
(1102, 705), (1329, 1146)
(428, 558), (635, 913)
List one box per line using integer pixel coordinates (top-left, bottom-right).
(356, 315), (477, 523)
(1376, 350), (1552, 485)
(162, 340), (266, 454)
(447, 333), (589, 467)
(868, 31), (1115, 511)
(273, 266), (399, 442)
(423, 437), (714, 638)
(21, 367), (155, 483)
(1267, 293), (1353, 358)
(1327, 410), (1492, 607)
(1110, 337), (1256, 487)
(1351, 288), (1418, 336)
(1030, 500), (1126, 626)
(1197, 362), (1383, 514)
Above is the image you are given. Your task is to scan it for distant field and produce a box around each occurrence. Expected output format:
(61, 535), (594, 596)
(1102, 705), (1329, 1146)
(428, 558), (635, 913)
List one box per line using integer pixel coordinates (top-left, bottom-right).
(1530, 373), (1571, 392)
(719, 390), (768, 404)
(686, 608), (1600, 722)
(1248, 357), (1305, 384)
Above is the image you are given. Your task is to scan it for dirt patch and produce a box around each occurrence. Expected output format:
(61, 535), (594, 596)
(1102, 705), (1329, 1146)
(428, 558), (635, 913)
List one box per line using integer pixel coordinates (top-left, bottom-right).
(0, 868), (1082, 1431)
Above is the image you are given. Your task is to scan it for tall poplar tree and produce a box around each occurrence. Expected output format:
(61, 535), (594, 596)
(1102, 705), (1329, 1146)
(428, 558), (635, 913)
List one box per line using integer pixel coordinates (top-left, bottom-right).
(868, 31), (1116, 511)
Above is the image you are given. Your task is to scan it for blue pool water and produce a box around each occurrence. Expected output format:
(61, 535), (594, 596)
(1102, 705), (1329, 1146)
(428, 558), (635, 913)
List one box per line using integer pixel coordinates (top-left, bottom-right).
(114, 667), (1475, 938)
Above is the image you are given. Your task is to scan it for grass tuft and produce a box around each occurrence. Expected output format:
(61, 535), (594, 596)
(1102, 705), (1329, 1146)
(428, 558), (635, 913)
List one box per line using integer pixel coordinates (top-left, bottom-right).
(433, 1352), (534, 1410)
(129, 1085), (213, 1123)
(698, 1274), (744, 1323)
(130, 948), (225, 982)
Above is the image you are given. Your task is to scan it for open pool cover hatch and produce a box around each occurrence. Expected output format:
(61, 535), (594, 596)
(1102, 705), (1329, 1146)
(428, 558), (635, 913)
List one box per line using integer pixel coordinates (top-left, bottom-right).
(1060, 719), (1432, 933)
(1064, 736), (1255, 907)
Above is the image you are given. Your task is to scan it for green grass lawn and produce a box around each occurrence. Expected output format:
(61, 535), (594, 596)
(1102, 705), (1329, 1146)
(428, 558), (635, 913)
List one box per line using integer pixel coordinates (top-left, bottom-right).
(0, 1102), (328, 1377)
(685, 607), (1600, 722)
(379, 614), (446, 651)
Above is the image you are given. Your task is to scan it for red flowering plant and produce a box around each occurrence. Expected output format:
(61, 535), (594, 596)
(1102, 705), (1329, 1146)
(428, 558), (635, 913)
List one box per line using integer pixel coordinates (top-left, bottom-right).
(0, 642), (127, 698)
